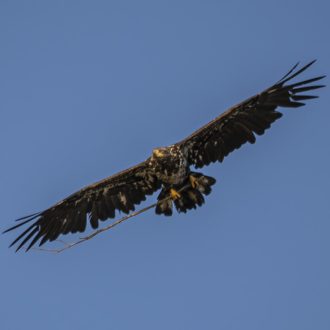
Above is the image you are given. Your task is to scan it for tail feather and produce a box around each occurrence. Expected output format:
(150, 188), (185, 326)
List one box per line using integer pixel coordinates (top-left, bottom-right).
(155, 172), (216, 216)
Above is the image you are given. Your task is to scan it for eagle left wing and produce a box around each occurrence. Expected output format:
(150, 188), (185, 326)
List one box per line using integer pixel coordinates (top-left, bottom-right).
(177, 61), (325, 168)
(4, 161), (160, 252)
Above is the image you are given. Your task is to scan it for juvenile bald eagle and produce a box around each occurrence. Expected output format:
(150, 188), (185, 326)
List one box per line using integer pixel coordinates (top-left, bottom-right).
(4, 61), (325, 251)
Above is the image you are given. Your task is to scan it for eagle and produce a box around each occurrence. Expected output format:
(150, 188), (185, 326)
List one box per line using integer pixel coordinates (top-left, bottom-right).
(4, 60), (325, 251)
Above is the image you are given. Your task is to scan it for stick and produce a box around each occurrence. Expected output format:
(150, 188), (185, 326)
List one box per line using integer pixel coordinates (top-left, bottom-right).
(34, 201), (158, 253)
(34, 183), (191, 253)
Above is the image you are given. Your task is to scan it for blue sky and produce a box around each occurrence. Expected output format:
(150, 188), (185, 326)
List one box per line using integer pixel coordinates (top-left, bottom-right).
(1, 1), (329, 329)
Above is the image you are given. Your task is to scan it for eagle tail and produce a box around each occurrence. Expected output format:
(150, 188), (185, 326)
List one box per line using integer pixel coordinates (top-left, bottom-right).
(155, 173), (216, 216)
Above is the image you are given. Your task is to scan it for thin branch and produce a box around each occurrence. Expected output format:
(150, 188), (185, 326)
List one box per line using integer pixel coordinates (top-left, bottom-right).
(33, 183), (191, 253)
(33, 201), (158, 253)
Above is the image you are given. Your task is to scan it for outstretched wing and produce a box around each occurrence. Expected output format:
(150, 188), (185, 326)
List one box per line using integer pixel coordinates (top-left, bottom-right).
(178, 61), (325, 168)
(4, 161), (160, 251)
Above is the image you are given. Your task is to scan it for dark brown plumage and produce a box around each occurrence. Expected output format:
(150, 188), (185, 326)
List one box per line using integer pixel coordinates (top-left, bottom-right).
(4, 60), (325, 251)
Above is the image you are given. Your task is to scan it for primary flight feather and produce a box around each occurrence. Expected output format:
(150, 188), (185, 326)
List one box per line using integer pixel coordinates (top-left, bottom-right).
(4, 60), (325, 251)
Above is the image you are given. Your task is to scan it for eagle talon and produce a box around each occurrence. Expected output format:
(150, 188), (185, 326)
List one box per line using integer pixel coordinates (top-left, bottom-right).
(170, 188), (181, 200)
(189, 175), (198, 189)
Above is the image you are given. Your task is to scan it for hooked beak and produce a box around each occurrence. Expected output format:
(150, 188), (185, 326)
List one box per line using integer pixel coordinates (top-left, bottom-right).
(153, 148), (166, 158)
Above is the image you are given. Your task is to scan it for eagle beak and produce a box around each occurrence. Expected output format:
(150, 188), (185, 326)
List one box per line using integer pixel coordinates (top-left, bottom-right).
(153, 149), (165, 158)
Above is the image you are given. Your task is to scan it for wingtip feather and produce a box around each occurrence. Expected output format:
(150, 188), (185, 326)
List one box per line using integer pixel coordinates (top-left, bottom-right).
(279, 60), (319, 85)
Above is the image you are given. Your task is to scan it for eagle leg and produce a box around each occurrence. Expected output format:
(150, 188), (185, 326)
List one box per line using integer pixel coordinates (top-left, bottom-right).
(155, 187), (173, 216)
(189, 174), (199, 189)
(188, 172), (216, 196)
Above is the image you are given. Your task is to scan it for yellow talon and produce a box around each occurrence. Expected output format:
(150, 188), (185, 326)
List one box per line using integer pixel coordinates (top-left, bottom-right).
(189, 175), (198, 189)
(170, 188), (181, 200)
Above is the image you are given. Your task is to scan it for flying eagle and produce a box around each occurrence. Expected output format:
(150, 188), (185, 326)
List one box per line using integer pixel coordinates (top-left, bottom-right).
(4, 61), (325, 251)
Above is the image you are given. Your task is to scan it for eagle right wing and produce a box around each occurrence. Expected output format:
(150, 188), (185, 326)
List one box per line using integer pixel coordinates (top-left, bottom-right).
(177, 60), (325, 168)
(4, 160), (160, 252)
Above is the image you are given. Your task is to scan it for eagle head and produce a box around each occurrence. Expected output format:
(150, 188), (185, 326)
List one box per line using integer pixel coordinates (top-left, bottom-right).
(152, 147), (170, 159)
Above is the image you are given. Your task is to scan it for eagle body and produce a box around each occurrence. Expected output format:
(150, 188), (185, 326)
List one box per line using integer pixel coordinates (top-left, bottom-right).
(150, 145), (189, 185)
(4, 60), (325, 251)
(149, 145), (216, 215)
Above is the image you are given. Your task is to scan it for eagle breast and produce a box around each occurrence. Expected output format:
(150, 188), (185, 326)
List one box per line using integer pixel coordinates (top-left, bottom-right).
(149, 145), (188, 185)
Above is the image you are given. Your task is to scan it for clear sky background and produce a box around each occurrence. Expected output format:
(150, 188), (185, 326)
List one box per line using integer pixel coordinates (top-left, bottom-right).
(1, 1), (329, 329)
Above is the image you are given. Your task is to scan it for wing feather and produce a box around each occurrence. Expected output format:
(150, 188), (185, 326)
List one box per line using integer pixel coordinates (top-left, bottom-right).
(4, 161), (160, 251)
(178, 61), (325, 168)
